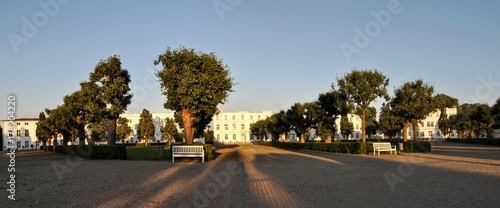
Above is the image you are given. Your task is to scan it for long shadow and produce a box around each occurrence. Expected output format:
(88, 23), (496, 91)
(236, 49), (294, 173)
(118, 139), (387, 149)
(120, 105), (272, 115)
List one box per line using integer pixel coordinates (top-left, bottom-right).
(429, 142), (500, 161)
(245, 145), (500, 207)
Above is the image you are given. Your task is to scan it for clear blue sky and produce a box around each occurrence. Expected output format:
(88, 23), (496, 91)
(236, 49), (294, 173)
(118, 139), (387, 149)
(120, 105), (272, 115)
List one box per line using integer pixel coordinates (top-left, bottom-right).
(1, 0), (499, 119)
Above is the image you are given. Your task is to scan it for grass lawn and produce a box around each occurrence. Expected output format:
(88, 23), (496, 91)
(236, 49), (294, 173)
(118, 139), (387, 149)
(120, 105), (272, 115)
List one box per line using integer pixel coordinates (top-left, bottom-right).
(126, 146), (171, 160)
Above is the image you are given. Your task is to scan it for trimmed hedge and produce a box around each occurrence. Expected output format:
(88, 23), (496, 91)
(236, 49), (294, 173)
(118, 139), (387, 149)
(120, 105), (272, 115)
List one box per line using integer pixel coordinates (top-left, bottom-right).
(46, 145), (127, 159)
(256, 141), (431, 154)
(446, 138), (500, 146)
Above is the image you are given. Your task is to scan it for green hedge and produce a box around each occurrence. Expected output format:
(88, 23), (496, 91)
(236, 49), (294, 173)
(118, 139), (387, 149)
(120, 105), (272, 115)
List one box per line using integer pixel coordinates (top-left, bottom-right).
(256, 141), (431, 154)
(446, 138), (500, 146)
(50, 145), (127, 159)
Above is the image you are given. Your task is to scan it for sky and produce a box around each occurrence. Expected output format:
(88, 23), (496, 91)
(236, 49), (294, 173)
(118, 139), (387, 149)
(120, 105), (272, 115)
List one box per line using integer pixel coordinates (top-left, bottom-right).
(1, 0), (499, 120)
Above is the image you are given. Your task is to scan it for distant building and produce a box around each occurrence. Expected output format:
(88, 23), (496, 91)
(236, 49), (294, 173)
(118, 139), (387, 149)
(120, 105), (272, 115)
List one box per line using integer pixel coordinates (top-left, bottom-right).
(1, 118), (40, 151)
(212, 110), (273, 143)
(407, 107), (458, 140)
(119, 113), (177, 143)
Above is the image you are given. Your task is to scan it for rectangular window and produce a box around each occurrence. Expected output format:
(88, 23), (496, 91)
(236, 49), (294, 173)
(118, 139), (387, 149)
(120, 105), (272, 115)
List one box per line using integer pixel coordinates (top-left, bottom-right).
(241, 124), (245, 130)
(420, 131), (424, 137)
(17, 130), (21, 137)
(225, 134), (228, 140)
(25, 129), (29, 137)
(233, 134), (236, 140)
(25, 122), (29, 125)
(8, 130), (13, 137)
(431, 122), (434, 127)
(232, 124), (236, 130)
(426, 122), (430, 127)
(224, 124), (228, 131)
(25, 141), (29, 148)
(17, 141), (21, 148)
(428, 131), (433, 137)
(437, 131), (441, 137)
(216, 124), (220, 130)
(217, 134), (220, 140)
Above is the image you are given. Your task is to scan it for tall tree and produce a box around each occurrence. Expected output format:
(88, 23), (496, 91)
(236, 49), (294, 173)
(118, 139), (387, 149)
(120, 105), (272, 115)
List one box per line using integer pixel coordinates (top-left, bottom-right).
(36, 112), (52, 150)
(45, 105), (73, 145)
(116, 117), (132, 143)
(492, 98), (500, 129)
(315, 90), (350, 143)
(87, 55), (132, 145)
(340, 115), (354, 140)
(267, 110), (290, 142)
(155, 47), (235, 144)
(337, 69), (389, 142)
(433, 94), (459, 138)
(63, 90), (88, 146)
(378, 103), (402, 139)
(250, 119), (270, 141)
(390, 79), (435, 142)
(286, 102), (314, 143)
(162, 117), (178, 145)
(138, 109), (155, 145)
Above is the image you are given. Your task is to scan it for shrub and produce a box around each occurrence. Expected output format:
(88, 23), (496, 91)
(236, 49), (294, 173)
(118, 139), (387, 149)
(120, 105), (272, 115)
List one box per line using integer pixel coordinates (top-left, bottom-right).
(53, 145), (127, 159)
(446, 138), (500, 146)
(255, 141), (431, 154)
(401, 141), (431, 153)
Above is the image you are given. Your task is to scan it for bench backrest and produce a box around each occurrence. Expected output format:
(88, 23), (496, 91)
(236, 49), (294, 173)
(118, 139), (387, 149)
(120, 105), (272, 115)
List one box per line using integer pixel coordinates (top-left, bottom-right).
(373, 142), (392, 149)
(172, 145), (204, 153)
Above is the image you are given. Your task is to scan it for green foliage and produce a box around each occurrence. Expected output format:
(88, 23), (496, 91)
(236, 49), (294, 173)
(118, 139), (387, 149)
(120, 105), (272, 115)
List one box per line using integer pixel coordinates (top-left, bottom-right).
(378, 103), (402, 139)
(36, 112), (52, 147)
(314, 90), (350, 142)
(390, 79), (435, 142)
(337, 69), (389, 142)
(162, 117), (179, 145)
(126, 146), (171, 160)
(86, 55), (133, 145)
(446, 138), (500, 146)
(250, 119), (270, 141)
(138, 109), (155, 144)
(340, 115), (353, 140)
(434, 94), (459, 138)
(203, 130), (215, 144)
(116, 117), (132, 143)
(54, 145), (127, 159)
(451, 103), (494, 138)
(267, 110), (290, 141)
(492, 98), (500, 129)
(402, 141), (431, 153)
(155, 46), (235, 144)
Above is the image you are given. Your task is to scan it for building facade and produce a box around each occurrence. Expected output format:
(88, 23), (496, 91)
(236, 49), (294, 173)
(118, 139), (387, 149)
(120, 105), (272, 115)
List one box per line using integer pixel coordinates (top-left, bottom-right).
(119, 113), (177, 143)
(212, 110), (273, 143)
(1, 118), (40, 151)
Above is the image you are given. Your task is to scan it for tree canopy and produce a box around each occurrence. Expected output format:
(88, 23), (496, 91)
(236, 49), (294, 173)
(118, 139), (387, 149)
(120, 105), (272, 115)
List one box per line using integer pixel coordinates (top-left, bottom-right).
(337, 69), (389, 142)
(116, 117), (132, 143)
(155, 46), (235, 144)
(138, 109), (155, 144)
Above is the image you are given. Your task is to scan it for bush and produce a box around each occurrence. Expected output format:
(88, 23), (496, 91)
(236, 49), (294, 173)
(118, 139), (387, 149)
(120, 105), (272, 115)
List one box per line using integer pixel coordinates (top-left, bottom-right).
(255, 141), (431, 154)
(446, 138), (500, 146)
(53, 145), (127, 159)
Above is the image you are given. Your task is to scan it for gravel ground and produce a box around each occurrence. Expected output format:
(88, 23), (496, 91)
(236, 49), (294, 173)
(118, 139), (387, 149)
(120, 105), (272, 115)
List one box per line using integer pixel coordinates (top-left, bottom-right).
(1, 142), (499, 208)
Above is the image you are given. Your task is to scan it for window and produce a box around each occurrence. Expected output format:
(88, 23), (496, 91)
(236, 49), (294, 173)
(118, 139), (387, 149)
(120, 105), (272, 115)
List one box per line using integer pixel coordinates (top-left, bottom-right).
(217, 134), (220, 140)
(216, 124), (220, 130)
(241, 124), (245, 130)
(8, 130), (13, 137)
(426, 122), (430, 127)
(233, 134), (236, 140)
(25, 130), (29, 137)
(428, 131), (433, 137)
(420, 131), (424, 137)
(224, 115), (227, 120)
(241, 115), (244, 120)
(258, 115), (261, 120)
(17, 141), (21, 148)
(16, 122), (20, 125)
(430, 122), (434, 127)
(25, 122), (29, 125)
(224, 124), (228, 130)
(232, 115), (236, 120)
(25, 141), (29, 148)
(17, 130), (21, 137)
(232, 124), (236, 130)
(436, 131), (441, 137)
(225, 134), (228, 140)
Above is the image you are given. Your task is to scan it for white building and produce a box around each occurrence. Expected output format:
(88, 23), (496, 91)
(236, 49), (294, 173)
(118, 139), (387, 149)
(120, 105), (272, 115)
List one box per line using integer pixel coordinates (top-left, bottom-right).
(119, 113), (177, 143)
(212, 110), (273, 143)
(1, 118), (40, 151)
(407, 107), (458, 140)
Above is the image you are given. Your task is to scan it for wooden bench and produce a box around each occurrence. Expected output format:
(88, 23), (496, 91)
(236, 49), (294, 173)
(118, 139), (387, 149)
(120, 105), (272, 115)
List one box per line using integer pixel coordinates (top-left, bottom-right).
(172, 145), (204, 163)
(373, 142), (397, 156)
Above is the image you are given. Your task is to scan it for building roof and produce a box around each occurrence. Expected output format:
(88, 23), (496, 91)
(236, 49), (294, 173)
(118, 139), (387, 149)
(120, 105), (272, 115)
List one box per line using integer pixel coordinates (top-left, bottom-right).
(1, 118), (39, 122)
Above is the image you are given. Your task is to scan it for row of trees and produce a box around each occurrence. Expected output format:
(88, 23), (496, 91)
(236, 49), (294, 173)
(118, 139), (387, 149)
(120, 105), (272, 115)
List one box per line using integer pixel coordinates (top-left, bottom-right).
(37, 46), (235, 146)
(250, 70), (500, 143)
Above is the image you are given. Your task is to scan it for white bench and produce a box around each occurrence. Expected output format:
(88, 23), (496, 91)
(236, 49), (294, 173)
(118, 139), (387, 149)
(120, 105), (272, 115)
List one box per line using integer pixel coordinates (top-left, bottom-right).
(373, 142), (397, 156)
(172, 145), (204, 163)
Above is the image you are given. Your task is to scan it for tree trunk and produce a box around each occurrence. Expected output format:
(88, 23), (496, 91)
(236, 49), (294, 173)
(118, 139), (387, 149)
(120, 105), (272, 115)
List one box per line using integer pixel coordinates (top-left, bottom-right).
(325, 135), (332, 143)
(361, 108), (366, 142)
(402, 121), (410, 142)
(107, 118), (117, 145)
(181, 108), (195, 144)
(299, 134), (305, 143)
(412, 120), (419, 141)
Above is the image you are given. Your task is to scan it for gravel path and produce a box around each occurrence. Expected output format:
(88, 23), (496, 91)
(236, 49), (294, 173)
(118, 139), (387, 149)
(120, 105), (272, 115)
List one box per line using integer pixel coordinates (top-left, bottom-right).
(1, 142), (499, 208)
